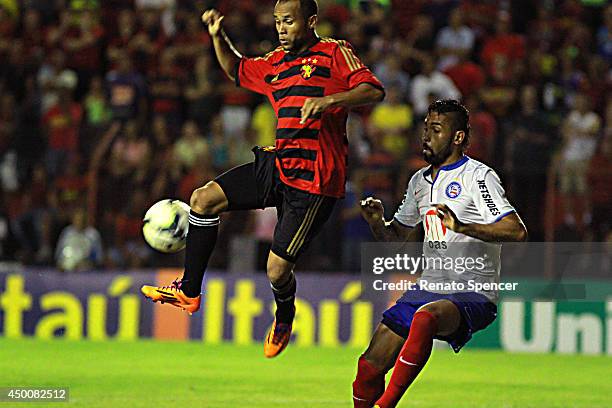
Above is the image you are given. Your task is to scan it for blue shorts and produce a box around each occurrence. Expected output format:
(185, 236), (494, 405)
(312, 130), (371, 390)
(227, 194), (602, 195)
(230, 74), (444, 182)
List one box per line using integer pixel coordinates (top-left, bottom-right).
(382, 289), (497, 353)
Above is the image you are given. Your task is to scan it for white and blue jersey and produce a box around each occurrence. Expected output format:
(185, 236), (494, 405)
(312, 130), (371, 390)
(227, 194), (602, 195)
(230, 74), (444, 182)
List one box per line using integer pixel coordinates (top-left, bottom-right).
(393, 155), (515, 303)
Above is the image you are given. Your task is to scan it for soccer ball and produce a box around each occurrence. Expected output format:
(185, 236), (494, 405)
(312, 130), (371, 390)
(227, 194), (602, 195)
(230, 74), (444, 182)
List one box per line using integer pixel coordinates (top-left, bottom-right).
(142, 199), (190, 253)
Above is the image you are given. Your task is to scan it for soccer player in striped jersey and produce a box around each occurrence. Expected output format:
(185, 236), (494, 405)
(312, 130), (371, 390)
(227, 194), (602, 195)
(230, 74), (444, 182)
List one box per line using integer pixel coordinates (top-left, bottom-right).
(352, 100), (527, 407)
(141, 0), (384, 358)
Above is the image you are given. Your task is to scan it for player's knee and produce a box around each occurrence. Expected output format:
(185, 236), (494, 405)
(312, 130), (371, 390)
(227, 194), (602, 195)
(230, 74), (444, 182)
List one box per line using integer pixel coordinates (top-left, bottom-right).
(266, 257), (292, 286)
(419, 300), (461, 336)
(419, 301), (445, 320)
(361, 350), (388, 372)
(362, 324), (403, 372)
(190, 182), (225, 215)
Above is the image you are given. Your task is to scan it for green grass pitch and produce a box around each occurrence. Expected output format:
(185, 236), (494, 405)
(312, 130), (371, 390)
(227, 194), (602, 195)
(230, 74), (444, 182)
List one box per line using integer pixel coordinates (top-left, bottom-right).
(0, 339), (610, 407)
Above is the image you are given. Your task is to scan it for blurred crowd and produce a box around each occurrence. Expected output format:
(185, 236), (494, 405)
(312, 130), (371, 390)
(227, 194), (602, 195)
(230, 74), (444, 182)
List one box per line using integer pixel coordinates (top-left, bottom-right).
(0, 0), (610, 272)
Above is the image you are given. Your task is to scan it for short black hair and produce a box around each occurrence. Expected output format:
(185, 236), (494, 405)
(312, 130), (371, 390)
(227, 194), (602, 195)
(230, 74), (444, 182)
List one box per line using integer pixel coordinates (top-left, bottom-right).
(427, 99), (470, 148)
(277, 0), (318, 20)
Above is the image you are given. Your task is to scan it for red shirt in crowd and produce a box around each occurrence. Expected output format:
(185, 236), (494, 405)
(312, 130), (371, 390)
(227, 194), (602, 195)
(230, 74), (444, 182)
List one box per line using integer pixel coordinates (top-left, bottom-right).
(480, 33), (526, 81)
(444, 61), (486, 98)
(466, 111), (497, 164)
(42, 102), (83, 151)
(235, 38), (383, 197)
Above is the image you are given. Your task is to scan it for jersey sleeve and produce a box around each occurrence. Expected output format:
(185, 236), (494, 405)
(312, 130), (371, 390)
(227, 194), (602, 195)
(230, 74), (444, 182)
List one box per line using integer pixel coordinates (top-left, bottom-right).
(472, 169), (515, 224)
(332, 41), (384, 91)
(393, 172), (421, 228)
(234, 54), (275, 95)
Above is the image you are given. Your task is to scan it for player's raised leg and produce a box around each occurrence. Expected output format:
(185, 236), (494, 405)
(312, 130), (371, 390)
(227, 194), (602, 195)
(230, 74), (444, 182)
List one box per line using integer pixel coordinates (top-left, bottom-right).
(375, 300), (461, 408)
(181, 181), (227, 296)
(263, 251), (297, 358)
(263, 191), (337, 357)
(352, 324), (404, 407)
(140, 181), (227, 313)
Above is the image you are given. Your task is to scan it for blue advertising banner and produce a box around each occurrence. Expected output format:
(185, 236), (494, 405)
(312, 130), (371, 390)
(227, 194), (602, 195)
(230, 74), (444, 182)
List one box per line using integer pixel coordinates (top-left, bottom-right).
(0, 270), (610, 355)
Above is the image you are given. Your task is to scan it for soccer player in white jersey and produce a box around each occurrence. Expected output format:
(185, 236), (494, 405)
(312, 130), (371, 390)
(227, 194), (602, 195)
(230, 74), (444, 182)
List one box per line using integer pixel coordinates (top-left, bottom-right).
(351, 99), (527, 408)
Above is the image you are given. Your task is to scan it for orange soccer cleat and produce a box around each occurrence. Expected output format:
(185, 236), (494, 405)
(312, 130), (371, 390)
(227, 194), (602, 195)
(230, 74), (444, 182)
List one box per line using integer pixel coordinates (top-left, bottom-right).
(140, 278), (201, 315)
(263, 320), (292, 358)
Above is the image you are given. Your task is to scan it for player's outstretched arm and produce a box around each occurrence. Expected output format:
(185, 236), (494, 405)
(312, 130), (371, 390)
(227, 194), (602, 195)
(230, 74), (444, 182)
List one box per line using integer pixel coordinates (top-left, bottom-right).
(201, 9), (242, 81)
(360, 197), (422, 242)
(434, 204), (528, 242)
(300, 83), (384, 124)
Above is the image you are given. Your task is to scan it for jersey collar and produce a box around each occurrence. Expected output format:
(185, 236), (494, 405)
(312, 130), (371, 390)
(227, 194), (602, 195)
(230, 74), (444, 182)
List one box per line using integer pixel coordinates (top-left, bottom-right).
(423, 155), (469, 179)
(440, 155), (469, 171)
(282, 37), (322, 62)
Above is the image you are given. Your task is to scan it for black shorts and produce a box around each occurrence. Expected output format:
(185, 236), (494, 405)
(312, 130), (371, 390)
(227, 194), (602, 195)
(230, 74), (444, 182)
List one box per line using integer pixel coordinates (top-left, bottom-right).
(215, 146), (337, 263)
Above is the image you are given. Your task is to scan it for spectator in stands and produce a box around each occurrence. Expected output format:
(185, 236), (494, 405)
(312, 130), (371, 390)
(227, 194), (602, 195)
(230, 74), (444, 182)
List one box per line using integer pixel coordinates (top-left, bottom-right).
(173, 120), (209, 171)
(110, 120), (151, 173)
(207, 114), (230, 171)
(184, 54), (219, 132)
(480, 12), (526, 84)
(444, 54), (486, 99)
(464, 94), (497, 165)
(251, 101), (276, 147)
(341, 171), (371, 271)
(597, 4), (612, 63)
(559, 93), (601, 229)
(587, 134), (611, 241)
(373, 55), (410, 96)
(0, 5), (16, 54)
(0, 193), (15, 260)
(369, 86), (413, 159)
(41, 72), (82, 178)
(52, 155), (88, 221)
(130, 7), (166, 73)
(81, 75), (111, 159)
(107, 9), (137, 62)
(149, 115), (181, 198)
(0, 0), (610, 268)
(149, 49), (184, 126)
(410, 55), (461, 117)
(84, 75), (111, 128)
(55, 207), (103, 271)
(435, 8), (475, 70)
(21, 8), (45, 63)
(105, 50), (146, 122)
(134, 0), (176, 38)
(9, 164), (52, 263)
(37, 49), (78, 113)
(111, 189), (151, 268)
(171, 13), (210, 70)
(177, 155), (215, 204)
(14, 75), (44, 183)
(59, 8), (104, 97)
(0, 93), (16, 156)
(399, 14), (435, 67)
(504, 85), (552, 240)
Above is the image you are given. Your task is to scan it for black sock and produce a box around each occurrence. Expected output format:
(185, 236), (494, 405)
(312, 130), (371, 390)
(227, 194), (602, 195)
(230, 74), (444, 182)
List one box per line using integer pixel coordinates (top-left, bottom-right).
(181, 210), (220, 297)
(271, 273), (297, 324)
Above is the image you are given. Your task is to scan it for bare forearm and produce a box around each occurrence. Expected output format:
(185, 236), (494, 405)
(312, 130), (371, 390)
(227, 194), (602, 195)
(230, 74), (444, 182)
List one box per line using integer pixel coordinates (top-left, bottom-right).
(327, 83), (384, 109)
(211, 30), (242, 81)
(369, 219), (421, 242)
(455, 222), (527, 242)
(369, 218), (401, 242)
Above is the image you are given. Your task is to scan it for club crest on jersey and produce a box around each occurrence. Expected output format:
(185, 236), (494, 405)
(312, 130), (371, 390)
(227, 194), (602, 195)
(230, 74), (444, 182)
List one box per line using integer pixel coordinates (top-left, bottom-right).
(445, 182), (462, 199)
(301, 58), (318, 79)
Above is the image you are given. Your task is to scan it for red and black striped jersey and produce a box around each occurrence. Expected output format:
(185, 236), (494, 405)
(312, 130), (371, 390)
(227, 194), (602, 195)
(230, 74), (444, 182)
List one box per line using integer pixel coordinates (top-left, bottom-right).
(234, 37), (384, 198)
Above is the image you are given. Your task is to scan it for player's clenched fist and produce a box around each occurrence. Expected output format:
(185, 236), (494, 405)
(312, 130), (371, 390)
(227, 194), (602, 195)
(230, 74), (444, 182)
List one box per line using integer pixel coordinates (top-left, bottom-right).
(433, 203), (462, 232)
(300, 96), (332, 124)
(201, 9), (224, 36)
(360, 197), (385, 224)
